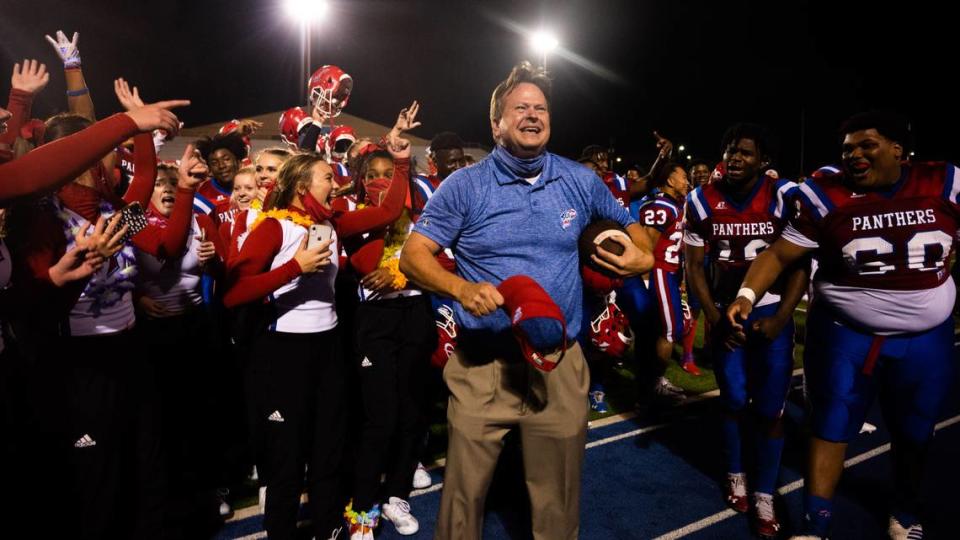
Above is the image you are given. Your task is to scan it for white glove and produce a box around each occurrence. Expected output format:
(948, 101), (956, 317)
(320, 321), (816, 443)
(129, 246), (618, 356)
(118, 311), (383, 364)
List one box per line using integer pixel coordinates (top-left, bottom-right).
(44, 30), (81, 68)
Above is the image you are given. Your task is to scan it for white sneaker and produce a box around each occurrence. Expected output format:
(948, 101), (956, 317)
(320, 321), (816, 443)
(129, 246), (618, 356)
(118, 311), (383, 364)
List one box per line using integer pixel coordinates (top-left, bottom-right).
(348, 525), (374, 540)
(658, 376), (685, 395)
(382, 497), (419, 535)
(889, 516), (923, 540)
(412, 462), (432, 489)
(653, 376), (686, 405)
(217, 488), (232, 517)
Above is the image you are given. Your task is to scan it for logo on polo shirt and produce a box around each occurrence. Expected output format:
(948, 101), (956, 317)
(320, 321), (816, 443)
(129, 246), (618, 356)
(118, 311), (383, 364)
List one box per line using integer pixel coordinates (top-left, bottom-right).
(560, 209), (577, 229)
(715, 201), (727, 210)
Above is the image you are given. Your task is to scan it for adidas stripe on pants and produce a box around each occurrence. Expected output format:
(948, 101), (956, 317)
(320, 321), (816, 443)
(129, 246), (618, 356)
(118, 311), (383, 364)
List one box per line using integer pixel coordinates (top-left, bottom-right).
(244, 328), (347, 540)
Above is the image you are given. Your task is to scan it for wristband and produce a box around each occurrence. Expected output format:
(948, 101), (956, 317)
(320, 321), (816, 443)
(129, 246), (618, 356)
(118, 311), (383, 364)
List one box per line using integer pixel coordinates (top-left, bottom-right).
(66, 87), (89, 97)
(736, 287), (757, 305)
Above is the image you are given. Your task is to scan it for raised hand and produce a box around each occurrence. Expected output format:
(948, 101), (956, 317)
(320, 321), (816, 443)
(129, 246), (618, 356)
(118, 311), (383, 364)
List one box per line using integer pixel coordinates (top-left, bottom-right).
(114, 78), (145, 111)
(44, 30), (82, 68)
(653, 131), (673, 159)
(385, 130), (411, 160)
(177, 144), (208, 189)
(234, 119), (263, 136)
(124, 99), (190, 136)
(11, 59), (50, 95)
(391, 100), (422, 134)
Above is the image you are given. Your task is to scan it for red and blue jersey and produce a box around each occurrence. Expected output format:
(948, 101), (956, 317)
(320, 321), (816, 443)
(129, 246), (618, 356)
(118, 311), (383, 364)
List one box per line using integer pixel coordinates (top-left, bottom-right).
(684, 175), (797, 306)
(637, 191), (684, 273)
(784, 162), (960, 333)
(412, 173), (441, 217)
(602, 171), (630, 208)
(194, 178), (235, 227)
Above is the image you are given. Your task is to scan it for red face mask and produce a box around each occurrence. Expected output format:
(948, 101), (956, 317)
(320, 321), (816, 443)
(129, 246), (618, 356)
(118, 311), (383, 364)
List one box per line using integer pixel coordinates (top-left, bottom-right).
(301, 190), (335, 222)
(363, 177), (392, 206)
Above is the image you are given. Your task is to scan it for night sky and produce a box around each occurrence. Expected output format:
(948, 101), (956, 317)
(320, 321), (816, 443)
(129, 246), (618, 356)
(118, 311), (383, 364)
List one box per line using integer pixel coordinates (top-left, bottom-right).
(2, 0), (955, 177)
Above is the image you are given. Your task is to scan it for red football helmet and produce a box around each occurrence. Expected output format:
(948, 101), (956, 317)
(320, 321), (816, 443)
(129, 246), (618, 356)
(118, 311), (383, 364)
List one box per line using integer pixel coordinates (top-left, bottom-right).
(710, 161), (725, 183)
(307, 65), (353, 119)
(326, 125), (357, 163)
(589, 292), (634, 359)
(431, 302), (458, 369)
(278, 107), (311, 148)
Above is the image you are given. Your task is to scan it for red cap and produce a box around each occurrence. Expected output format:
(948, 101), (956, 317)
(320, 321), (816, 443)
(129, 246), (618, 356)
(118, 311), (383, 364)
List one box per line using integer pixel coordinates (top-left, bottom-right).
(497, 275), (567, 371)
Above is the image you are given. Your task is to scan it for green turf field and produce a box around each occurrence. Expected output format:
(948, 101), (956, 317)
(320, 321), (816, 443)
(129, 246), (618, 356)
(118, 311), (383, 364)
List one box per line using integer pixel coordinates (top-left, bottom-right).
(587, 300), (808, 421)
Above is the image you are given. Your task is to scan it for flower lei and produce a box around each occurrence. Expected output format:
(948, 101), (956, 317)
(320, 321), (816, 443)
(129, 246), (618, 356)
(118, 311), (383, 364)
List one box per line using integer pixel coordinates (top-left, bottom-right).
(249, 208), (314, 232)
(52, 197), (138, 315)
(378, 208), (413, 288)
(343, 500), (380, 527)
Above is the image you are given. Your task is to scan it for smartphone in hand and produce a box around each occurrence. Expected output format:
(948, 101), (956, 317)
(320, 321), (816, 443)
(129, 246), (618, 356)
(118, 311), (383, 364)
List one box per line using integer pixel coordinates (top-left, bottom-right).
(307, 223), (333, 250)
(118, 202), (148, 243)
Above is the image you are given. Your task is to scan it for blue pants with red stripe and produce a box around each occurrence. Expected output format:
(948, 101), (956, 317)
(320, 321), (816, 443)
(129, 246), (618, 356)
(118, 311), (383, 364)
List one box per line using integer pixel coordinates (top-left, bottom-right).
(650, 268), (684, 343)
(804, 305), (956, 443)
(617, 272), (683, 344)
(713, 302), (794, 419)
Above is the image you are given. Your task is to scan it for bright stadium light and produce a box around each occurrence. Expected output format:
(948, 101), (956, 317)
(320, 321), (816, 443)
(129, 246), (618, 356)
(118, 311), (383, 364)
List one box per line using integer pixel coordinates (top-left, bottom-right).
(285, 0), (328, 22)
(530, 30), (559, 69)
(283, 0), (328, 103)
(678, 145), (685, 152)
(687, 155), (693, 160)
(616, 157), (622, 163)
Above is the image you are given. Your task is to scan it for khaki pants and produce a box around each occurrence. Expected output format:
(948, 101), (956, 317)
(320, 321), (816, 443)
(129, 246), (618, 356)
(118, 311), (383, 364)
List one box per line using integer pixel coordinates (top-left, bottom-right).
(435, 342), (589, 540)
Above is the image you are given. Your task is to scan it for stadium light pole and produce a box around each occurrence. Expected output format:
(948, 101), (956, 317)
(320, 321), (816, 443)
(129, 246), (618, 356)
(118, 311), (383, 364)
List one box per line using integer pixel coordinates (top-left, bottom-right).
(284, 0), (328, 103)
(530, 30), (559, 71)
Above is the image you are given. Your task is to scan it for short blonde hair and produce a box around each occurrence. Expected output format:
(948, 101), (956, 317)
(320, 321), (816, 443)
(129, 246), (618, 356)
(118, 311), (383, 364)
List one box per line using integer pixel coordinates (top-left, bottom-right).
(489, 61), (552, 124)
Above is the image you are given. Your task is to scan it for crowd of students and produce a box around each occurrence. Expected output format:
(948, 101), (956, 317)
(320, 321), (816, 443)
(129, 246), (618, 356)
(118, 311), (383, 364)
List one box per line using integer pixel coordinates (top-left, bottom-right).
(0, 31), (955, 540)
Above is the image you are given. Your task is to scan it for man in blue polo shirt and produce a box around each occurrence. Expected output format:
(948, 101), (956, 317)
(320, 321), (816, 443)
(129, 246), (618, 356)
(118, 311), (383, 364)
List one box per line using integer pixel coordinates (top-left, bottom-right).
(400, 62), (654, 540)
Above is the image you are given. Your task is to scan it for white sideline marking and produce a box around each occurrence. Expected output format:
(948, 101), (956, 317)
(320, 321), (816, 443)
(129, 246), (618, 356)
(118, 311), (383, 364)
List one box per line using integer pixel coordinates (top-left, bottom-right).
(586, 423), (670, 449)
(652, 413), (960, 539)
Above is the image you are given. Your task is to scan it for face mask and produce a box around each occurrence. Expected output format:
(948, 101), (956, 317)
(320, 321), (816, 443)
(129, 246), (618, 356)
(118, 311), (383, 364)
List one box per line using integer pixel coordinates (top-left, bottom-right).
(302, 190), (335, 221)
(363, 177), (392, 206)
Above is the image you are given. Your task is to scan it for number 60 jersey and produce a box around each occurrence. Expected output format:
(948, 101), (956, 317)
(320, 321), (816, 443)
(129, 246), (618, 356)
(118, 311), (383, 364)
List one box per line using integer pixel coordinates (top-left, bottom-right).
(684, 175), (798, 307)
(782, 162), (960, 334)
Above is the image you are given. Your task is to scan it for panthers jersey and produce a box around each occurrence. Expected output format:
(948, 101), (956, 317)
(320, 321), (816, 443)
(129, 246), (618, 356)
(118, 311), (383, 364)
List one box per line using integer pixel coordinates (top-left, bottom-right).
(602, 171), (630, 208)
(685, 176), (797, 307)
(783, 162), (960, 333)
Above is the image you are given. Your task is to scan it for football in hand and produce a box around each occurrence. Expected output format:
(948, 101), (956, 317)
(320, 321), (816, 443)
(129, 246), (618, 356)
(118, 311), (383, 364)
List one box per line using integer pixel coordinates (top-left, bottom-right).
(578, 220), (629, 276)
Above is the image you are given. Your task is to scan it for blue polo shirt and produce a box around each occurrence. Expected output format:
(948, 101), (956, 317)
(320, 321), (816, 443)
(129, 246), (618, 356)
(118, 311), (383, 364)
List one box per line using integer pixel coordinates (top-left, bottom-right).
(413, 150), (634, 338)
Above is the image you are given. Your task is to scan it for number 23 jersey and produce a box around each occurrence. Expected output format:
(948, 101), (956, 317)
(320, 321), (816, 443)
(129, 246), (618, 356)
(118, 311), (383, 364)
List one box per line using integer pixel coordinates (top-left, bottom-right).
(637, 192), (684, 273)
(782, 162), (960, 333)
